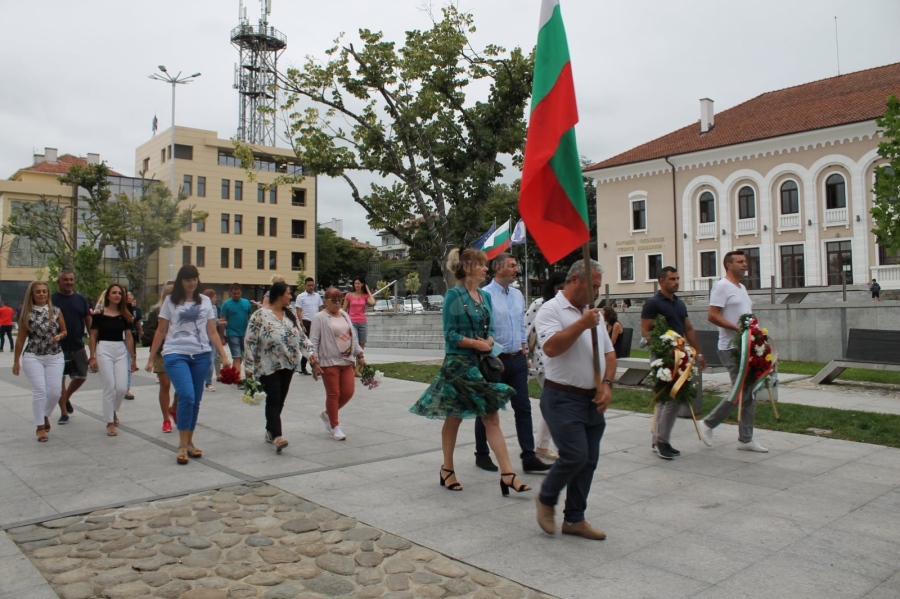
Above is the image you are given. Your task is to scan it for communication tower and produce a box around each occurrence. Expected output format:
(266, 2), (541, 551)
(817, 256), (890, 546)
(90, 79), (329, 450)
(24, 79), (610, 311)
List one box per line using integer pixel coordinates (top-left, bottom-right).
(231, 0), (286, 146)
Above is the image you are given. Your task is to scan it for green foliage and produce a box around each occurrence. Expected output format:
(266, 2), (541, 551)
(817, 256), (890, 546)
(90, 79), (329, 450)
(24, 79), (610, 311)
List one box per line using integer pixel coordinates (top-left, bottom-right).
(294, 262), (307, 288)
(316, 224), (377, 287)
(267, 6), (533, 284)
(51, 246), (109, 304)
(405, 271), (421, 294)
(375, 280), (391, 299)
(872, 95), (900, 252)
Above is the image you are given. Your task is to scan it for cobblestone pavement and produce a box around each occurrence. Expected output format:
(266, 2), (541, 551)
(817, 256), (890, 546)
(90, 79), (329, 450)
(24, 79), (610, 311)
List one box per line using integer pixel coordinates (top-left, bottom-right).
(10, 483), (551, 599)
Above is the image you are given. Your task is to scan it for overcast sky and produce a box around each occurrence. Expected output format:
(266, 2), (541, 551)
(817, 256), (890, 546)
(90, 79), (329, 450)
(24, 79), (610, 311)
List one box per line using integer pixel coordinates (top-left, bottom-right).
(2, 0), (898, 245)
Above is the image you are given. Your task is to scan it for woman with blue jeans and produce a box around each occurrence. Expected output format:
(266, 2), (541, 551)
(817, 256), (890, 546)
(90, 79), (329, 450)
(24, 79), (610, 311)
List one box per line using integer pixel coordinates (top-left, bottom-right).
(145, 265), (231, 465)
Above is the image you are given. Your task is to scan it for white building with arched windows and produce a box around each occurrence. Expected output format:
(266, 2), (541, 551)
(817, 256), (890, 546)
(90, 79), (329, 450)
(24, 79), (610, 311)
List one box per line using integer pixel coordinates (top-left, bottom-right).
(585, 63), (900, 293)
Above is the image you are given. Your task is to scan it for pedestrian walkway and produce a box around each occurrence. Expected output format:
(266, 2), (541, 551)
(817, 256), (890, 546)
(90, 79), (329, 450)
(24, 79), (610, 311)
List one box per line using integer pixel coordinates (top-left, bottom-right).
(0, 347), (897, 598)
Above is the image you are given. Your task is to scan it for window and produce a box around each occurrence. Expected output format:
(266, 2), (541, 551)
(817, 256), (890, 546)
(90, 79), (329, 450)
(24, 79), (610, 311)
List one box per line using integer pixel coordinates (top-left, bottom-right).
(221, 213), (230, 234)
(292, 220), (306, 238)
(826, 240), (852, 285)
(160, 148), (166, 163)
(182, 246), (191, 265)
(269, 250), (277, 270)
(221, 179), (230, 200)
(269, 187), (277, 204)
(780, 181), (799, 214)
(257, 183), (265, 203)
(618, 256), (634, 282)
(234, 248), (243, 269)
(647, 254), (662, 280)
(173, 144), (193, 160)
(257, 250), (265, 270)
(631, 199), (646, 231)
(235, 180), (243, 201)
(196, 246), (205, 267)
(738, 186), (756, 219)
(700, 251), (717, 277)
(269, 218), (277, 237)
(142, 157), (150, 173)
(197, 176), (206, 197)
(745, 247), (762, 290)
(780, 244), (804, 288)
(826, 174), (846, 209)
(292, 188), (306, 206)
(196, 218), (205, 233)
(292, 252), (307, 271)
(699, 192), (715, 223)
(183, 174), (192, 197)
(234, 215), (243, 235)
(257, 216), (265, 236)
(221, 248), (229, 268)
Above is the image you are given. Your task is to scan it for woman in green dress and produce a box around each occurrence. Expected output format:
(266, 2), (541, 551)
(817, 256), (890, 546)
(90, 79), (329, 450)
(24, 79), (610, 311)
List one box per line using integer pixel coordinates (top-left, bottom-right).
(410, 248), (531, 496)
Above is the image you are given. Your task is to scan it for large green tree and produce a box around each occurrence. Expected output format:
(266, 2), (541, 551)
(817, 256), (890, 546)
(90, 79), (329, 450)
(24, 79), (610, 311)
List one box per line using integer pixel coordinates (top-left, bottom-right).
(315, 225), (377, 287)
(872, 95), (900, 253)
(273, 6), (533, 284)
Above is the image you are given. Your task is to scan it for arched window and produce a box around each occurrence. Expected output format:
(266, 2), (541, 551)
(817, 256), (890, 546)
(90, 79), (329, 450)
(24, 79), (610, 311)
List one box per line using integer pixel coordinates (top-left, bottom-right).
(699, 191), (715, 223)
(738, 186), (755, 219)
(780, 181), (799, 215)
(826, 174), (846, 209)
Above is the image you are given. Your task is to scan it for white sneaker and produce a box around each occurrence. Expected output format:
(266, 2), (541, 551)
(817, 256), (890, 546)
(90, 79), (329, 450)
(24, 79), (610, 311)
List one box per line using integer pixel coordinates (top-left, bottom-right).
(536, 447), (559, 460)
(737, 439), (769, 453)
(330, 425), (347, 441)
(699, 421), (714, 447)
(319, 410), (332, 434)
(264, 430), (274, 444)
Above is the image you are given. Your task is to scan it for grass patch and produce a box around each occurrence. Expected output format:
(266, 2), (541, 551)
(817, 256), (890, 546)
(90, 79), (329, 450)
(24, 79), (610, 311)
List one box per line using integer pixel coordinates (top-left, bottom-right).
(378, 361), (900, 448)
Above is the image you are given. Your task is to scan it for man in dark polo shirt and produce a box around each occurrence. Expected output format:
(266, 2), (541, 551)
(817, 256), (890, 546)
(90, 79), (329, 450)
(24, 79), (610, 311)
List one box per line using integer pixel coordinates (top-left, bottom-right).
(51, 270), (92, 423)
(640, 266), (706, 459)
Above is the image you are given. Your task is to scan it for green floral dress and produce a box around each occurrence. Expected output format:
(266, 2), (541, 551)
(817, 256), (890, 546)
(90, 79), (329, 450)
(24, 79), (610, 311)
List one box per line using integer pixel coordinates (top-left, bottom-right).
(410, 286), (514, 420)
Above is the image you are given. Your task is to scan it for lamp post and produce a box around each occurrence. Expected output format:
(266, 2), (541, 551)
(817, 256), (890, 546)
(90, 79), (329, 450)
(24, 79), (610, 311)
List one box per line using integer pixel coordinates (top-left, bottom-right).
(148, 65), (201, 281)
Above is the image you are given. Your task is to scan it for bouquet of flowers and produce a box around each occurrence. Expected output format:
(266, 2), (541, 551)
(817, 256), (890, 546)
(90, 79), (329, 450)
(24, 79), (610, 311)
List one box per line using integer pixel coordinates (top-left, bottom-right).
(647, 315), (699, 405)
(239, 377), (267, 406)
(359, 364), (384, 390)
(219, 366), (241, 385)
(727, 313), (779, 417)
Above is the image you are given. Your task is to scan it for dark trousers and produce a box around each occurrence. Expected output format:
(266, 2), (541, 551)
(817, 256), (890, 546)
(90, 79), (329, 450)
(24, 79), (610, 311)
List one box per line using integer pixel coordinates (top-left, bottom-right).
(300, 320), (312, 373)
(261, 368), (294, 438)
(0, 326), (12, 350)
(539, 386), (606, 524)
(475, 352), (536, 462)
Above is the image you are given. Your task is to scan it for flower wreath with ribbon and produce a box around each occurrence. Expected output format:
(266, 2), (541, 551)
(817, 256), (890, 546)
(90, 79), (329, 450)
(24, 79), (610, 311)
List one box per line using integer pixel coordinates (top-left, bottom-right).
(726, 313), (778, 416)
(646, 315), (699, 406)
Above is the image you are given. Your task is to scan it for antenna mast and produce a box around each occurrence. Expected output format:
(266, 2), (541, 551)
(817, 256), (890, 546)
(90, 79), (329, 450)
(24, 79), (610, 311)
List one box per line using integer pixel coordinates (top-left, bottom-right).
(232, 0), (286, 146)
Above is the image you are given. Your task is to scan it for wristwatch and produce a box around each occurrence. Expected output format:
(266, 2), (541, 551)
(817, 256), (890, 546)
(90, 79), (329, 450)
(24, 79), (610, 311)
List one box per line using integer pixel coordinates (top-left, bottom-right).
(602, 379), (614, 388)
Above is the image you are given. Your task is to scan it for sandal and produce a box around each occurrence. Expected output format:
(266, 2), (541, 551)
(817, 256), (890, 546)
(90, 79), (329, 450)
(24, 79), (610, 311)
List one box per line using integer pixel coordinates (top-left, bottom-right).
(176, 445), (189, 465)
(186, 444), (203, 458)
(106, 424), (118, 437)
(44, 417), (51, 433)
(439, 467), (463, 491)
(36, 426), (48, 442)
(500, 472), (531, 497)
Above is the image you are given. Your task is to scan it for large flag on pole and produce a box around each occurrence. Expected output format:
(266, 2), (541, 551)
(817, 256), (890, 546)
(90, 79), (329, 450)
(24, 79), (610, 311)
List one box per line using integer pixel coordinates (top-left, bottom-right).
(482, 220), (512, 259)
(518, 0), (590, 264)
(510, 219), (527, 246)
(470, 223), (496, 249)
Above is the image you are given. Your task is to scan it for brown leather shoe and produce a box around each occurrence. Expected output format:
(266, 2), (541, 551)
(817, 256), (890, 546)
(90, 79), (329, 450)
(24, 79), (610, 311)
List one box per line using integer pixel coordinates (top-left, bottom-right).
(561, 520), (606, 540)
(535, 496), (556, 535)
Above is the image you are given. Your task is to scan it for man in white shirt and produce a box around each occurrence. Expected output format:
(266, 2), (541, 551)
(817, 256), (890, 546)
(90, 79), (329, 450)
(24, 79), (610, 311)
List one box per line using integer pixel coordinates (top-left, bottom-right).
(296, 277), (324, 375)
(700, 250), (768, 452)
(533, 259), (616, 540)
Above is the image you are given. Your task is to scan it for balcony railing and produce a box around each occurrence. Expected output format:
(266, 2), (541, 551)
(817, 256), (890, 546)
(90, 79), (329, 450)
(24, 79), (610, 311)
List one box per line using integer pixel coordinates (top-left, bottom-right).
(824, 207), (848, 227)
(736, 217), (757, 235)
(871, 265), (900, 289)
(697, 222), (716, 239)
(778, 213), (800, 231)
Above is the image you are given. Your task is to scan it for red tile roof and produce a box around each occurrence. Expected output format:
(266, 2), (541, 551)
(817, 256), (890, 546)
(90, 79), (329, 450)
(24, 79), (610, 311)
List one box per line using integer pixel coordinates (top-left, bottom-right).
(585, 62), (900, 172)
(14, 154), (123, 177)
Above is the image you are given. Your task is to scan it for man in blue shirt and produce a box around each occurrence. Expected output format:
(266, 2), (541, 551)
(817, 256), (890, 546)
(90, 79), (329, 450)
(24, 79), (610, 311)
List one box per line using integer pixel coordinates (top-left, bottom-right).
(220, 283), (252, 374)
(475, 253), (550, 473)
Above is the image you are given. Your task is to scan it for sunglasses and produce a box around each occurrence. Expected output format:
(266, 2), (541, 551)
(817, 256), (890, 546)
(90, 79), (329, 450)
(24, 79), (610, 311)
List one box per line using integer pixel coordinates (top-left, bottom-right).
(326, 298), (342, 304)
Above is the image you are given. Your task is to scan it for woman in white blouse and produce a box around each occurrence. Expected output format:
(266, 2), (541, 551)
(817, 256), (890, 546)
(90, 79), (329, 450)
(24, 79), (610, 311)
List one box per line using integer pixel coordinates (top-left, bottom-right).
(244, 281), (317, 452)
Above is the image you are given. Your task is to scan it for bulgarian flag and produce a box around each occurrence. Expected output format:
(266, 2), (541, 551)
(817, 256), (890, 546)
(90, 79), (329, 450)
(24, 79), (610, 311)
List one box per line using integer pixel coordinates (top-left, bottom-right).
(518, 0), (590, 264)
(481, 220), (512, 259)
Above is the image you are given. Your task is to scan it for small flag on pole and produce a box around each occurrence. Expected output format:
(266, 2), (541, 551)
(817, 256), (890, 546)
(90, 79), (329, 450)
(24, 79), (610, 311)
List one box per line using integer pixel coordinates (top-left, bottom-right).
(510, 219), (527, 246)
(518, 0), (590, 264)
(481, 220), (512, 259)
(470, 223), (496, 249)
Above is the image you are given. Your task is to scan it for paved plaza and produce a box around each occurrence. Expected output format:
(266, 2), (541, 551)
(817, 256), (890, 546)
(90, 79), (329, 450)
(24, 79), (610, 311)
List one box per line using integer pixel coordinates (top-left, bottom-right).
(0, 347), (898, 598)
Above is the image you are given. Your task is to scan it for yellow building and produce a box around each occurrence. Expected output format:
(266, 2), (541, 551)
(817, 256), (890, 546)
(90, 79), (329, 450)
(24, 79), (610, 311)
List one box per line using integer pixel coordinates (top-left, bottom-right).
(135, 126), (317, 298)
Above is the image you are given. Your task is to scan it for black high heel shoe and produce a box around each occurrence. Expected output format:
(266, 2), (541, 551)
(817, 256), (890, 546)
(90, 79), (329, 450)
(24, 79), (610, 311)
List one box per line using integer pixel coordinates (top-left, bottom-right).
(440, 466), (463, 491)
(500, 472), (530, 496)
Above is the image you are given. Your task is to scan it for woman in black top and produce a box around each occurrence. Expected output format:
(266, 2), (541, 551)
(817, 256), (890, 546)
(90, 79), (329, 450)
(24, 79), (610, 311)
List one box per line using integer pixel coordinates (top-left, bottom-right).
(603, 306), (626, 358)
(89, 284), (136, 436)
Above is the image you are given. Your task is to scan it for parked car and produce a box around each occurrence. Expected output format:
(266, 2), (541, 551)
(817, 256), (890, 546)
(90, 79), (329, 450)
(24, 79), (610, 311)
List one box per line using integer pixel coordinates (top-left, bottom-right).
(373, 298), (400, 313)
(424, 295), (444, 311)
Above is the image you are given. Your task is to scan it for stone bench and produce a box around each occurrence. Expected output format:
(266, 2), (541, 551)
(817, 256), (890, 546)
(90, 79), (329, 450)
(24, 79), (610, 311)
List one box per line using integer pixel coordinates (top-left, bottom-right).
(811, 328), (900, 384)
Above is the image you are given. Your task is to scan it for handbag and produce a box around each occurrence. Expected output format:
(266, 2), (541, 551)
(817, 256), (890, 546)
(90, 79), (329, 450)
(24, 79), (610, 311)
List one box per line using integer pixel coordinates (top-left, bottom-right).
(455, 288), (504, 383)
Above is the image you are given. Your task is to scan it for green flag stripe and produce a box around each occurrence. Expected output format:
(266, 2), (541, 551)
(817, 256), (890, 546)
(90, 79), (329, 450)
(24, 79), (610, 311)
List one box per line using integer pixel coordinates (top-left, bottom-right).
(531, 4), (570, 112)
(548, 128), (589, 224)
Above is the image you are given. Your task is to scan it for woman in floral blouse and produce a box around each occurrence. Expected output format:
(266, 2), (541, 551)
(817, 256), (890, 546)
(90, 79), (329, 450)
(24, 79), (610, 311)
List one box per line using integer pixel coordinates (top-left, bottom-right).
(12, 281), (67, 442)
(244, 281), (317, 453)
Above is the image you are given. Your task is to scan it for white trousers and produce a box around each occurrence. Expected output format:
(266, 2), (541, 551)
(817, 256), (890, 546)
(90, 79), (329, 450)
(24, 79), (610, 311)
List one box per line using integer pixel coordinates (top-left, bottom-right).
(96, 341), (128, 424)
(22, 352), (64, 426)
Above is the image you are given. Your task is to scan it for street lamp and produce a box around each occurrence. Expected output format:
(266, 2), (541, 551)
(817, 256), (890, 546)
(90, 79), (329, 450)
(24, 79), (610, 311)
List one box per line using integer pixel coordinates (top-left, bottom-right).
(148, 65), (201, 280)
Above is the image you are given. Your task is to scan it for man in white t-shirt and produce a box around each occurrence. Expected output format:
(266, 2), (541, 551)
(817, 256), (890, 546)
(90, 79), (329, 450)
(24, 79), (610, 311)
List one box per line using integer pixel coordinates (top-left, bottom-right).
(700, 250), (768, 452)
(296, 277), (324, 375)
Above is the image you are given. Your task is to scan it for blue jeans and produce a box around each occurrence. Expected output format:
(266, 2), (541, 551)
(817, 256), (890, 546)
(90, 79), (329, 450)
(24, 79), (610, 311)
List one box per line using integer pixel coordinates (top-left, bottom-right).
(538, 386), (606, 524)
(475, 352), (535, 461)
(163, 352), (212, 431)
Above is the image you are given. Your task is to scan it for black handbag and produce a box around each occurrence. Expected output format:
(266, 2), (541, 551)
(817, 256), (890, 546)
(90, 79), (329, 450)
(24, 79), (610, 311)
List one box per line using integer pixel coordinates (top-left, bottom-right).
(455, 288), (504, 383)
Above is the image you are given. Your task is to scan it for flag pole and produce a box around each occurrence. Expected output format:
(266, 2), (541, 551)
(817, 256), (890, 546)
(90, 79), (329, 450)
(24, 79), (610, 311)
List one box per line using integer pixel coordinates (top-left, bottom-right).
(524, 228), (530, 306)
(581, 243), (602, 402)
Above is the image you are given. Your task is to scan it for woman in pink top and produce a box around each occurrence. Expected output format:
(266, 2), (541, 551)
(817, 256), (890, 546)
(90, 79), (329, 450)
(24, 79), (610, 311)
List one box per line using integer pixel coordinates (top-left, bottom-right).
(342, 276), (376, 351)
